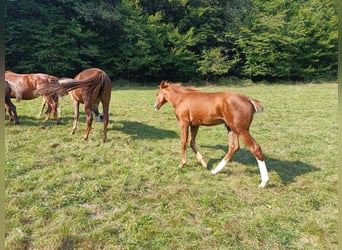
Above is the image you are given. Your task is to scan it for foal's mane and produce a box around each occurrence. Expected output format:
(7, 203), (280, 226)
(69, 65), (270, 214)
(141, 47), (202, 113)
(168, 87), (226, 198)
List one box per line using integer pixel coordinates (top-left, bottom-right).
(167, 81), (200, 93)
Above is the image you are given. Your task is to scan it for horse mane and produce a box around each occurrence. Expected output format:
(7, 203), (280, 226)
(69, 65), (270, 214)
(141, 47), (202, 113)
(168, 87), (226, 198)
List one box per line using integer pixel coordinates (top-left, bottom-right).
(165, 81), (200, 93)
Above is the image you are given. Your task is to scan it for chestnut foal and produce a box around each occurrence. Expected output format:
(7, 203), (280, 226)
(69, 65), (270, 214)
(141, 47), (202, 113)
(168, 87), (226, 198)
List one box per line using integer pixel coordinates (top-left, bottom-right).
(154, 80), (269, 188)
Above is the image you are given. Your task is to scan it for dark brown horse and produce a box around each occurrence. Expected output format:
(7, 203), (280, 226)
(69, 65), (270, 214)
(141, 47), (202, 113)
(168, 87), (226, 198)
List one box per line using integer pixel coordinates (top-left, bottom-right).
(5, 80), (21, 124)
(154, 80), (269, 188)
(5, 70), (60, 123)
(34, 68), (112, 142)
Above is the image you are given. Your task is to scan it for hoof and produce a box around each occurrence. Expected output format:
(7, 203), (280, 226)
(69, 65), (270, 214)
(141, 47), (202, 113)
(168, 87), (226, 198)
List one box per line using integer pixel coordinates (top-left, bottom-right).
(258, 181), (268, 188)
(96, 114), (104, 122)
(201, 162), (207, 168)
(178, 163), (186, 168)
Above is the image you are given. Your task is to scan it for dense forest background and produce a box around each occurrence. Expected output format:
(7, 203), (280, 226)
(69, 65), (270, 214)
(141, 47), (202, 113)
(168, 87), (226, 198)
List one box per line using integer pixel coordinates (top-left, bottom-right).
(5, 0), (337, 82)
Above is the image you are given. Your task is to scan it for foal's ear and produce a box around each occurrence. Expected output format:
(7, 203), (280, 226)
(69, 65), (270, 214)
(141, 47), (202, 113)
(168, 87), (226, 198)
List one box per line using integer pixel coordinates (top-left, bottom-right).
(159, 80), (168, 89)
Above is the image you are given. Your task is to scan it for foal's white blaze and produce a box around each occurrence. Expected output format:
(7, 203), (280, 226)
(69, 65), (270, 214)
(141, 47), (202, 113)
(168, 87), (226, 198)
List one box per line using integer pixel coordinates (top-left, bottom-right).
(211, 159), (227, 175)
(257, 159), (269, 188)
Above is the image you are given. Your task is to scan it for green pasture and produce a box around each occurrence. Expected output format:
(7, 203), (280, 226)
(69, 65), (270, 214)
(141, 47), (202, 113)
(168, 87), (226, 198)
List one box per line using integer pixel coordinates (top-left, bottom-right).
(5, 83), (337, 249)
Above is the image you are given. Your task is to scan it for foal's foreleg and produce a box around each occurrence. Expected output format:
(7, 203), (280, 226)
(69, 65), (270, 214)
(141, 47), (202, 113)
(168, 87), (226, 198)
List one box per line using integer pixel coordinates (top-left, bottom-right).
(211, 130), (239, 175)
(179, 123), (189, 168)
(190, 126), (207, 168)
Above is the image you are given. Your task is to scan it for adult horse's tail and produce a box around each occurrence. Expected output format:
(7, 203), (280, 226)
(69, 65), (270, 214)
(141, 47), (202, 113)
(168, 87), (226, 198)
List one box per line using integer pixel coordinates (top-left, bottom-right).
(6, 80), (22, 102)
(33, 72), (106, 97)
(249, 98), (264, 113)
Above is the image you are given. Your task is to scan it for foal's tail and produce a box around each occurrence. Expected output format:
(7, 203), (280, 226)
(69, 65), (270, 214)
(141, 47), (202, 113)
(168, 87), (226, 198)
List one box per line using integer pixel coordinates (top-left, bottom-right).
(6, 80), (22, 102)
(249, 98), (264, 113)
(33, 73), (105, 97)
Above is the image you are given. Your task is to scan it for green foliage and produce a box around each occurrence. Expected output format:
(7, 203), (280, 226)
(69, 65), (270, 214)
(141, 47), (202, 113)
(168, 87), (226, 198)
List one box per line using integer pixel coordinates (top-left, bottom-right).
(237, 0), (337, 80)
(5, 0), (337, 81)
(198, 47), (240, 79)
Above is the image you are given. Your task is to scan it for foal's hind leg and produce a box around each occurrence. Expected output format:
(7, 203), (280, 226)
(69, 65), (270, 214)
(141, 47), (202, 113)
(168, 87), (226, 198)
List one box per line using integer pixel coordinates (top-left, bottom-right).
(211, 130), (239, 175)
(190, 126), (207, 168)
(239, 130), (269, 188)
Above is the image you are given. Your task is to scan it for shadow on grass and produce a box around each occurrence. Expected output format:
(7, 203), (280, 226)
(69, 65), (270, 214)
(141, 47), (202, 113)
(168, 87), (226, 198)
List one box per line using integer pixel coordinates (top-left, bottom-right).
(205, 145), (321, 186)
(5, 114), (61, 127)
(111, 120), (178, 140)
(5, 113), (97, 127)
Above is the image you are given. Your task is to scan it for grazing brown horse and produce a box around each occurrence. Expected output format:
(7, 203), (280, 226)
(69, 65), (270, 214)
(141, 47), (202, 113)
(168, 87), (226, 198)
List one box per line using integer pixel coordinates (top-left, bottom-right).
(34, 68), (112, 142)
(154, 80), (269, 188)
(5, 70), (60, 123)
(5, 80), (21, 124)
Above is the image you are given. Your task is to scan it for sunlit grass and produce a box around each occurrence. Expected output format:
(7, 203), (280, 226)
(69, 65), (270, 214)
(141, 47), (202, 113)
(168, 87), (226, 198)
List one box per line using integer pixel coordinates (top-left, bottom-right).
(5, 82), (337, 249)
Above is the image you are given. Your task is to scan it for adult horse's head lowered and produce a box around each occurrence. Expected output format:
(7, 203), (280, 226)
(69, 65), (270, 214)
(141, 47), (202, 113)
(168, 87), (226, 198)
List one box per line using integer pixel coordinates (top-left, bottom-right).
(154, 80), (269, 188)
(5, 70), (60, 123)
(34, 68), (112, 142)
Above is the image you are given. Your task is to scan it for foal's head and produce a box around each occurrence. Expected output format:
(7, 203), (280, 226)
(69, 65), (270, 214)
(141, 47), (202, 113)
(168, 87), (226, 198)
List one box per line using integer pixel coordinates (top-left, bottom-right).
(154, 80), (199, 110)
(154, 80), (170, 110)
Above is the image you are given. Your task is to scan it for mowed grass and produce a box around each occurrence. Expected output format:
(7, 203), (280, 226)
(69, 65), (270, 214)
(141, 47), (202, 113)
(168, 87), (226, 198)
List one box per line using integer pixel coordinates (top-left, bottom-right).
(5, 83), (337, 249)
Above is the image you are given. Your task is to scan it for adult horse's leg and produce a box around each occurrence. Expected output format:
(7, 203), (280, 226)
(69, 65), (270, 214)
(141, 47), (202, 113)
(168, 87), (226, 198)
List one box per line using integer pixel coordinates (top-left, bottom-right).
(37, 98), (47, 117)
(5, 103), (13, 122)
(5, 98), (19, 124)
(44, 95), (59, 124)
(83, 103), (93, 140)
(179, 122), (189, 168)
(101, 101), (109, 142)
(189, 126), (207, 168)
(70, 100), (80, 135)
(211, 130), (239, 175)
(239, 130), (269, 188)
(5, 102), (19, 124)
(92, 104), (103, 122)
(52, 94), (59, 124)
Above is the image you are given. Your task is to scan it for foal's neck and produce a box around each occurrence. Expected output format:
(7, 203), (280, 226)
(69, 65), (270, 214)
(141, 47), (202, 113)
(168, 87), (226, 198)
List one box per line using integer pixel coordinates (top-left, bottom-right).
(166, 88), (186, 109)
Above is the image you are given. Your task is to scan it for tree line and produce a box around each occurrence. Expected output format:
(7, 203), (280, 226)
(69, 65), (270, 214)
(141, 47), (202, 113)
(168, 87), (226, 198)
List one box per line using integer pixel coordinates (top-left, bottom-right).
(5, 0), (337, 82)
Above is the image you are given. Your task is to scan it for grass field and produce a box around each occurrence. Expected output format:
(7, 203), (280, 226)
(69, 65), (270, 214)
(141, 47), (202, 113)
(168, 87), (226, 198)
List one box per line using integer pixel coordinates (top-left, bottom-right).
(5, 82), (337, 249)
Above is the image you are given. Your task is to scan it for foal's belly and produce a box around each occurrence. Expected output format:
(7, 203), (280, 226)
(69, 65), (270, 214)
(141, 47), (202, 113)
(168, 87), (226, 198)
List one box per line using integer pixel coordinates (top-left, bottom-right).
(190, 118), (224, 126)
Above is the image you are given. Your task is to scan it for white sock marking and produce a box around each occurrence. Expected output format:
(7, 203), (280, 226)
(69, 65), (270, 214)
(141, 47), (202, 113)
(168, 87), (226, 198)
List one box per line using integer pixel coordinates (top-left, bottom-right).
(257, 159), (269, 188)
(211, 159), (227, 175)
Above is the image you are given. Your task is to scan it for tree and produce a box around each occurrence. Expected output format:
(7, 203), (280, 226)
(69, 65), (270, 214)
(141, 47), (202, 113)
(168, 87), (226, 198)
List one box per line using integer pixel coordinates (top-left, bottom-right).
(5, 0), (337, 81)
(237, 0), (337, 80)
